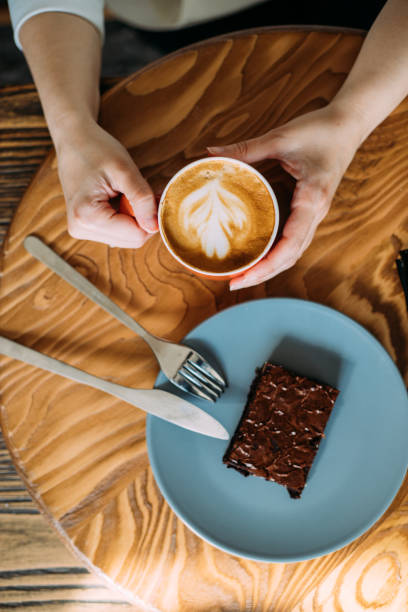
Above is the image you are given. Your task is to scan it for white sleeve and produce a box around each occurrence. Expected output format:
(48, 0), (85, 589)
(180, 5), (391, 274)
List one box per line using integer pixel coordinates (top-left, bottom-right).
(8, 0), (105, 50)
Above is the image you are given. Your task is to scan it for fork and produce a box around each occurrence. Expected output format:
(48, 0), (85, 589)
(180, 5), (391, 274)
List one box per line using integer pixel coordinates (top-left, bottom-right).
(24, 236), (227, 402)
(0, 336), (229, 439)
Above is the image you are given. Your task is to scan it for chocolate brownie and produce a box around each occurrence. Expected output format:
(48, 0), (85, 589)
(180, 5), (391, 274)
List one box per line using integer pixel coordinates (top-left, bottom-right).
(223, 363), (339, 498)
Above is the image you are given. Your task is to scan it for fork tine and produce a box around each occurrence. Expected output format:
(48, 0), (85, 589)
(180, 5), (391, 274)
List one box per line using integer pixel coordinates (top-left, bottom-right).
(183, 360), (225, 395)
(186, 354), (227, 387)
(174, 371), (218, 402)
(179, 367), (220, 401)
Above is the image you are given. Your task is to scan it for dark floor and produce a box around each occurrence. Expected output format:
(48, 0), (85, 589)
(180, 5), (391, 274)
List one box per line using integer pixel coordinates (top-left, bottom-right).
(1, 0), (387, 86)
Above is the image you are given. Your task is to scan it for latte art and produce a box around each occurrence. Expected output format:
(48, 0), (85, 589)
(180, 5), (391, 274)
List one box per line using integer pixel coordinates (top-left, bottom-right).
(160, 159), (277, 274)
(179, 178), (250, 259)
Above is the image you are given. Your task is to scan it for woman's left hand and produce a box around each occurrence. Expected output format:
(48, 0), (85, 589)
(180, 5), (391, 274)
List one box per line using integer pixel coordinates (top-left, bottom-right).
(208, 104), (362, 290)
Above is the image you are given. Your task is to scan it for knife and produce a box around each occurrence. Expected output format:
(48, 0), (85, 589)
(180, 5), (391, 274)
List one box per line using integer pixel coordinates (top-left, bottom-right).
(0, 336), (229, 440)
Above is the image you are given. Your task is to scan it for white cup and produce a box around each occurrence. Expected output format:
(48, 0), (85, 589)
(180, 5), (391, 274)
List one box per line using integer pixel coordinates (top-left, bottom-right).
(158, 157), (279, 280)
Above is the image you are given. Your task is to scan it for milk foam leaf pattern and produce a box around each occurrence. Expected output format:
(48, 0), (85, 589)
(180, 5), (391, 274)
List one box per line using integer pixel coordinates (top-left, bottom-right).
(179, 179), (249, 259)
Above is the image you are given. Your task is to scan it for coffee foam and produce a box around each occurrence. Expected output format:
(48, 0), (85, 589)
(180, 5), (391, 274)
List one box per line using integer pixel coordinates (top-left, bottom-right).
(160, 160), (276, 273)
(179, 176), (249, 259)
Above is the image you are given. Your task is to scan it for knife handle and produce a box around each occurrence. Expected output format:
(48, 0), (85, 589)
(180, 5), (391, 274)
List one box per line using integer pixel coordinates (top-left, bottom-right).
(0, 335), (131, 399)
(0, 334), (175, 415)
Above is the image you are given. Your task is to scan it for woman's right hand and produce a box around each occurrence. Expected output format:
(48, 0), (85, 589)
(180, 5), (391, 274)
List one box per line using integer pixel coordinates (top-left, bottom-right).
(56, 118), (158, 248)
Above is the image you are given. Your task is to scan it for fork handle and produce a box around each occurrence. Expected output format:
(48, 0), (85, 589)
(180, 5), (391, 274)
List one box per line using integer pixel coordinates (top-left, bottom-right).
(24, 236), (164, 353)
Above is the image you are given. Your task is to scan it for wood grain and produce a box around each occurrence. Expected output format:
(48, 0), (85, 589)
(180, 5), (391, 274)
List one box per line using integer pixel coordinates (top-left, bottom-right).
(0, 436), (143, 610)
(0, 80), (141, 611)
(1, 28), (408, 611)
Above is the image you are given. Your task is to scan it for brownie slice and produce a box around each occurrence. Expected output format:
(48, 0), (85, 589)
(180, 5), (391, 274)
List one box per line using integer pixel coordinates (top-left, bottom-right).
(223, 363), (339, 498)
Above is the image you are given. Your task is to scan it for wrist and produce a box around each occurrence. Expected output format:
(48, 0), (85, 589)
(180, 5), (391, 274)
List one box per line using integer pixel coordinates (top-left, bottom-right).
(51, 111), (99, 154)
(325, 97), (373, 150)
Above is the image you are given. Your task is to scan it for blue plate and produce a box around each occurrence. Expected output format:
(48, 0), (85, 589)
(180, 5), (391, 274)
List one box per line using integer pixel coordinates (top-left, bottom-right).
(146, 298), (408, 562)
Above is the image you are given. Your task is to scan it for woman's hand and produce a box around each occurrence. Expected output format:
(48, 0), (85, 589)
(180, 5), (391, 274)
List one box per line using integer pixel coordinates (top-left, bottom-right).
(56, 117), (158, 248)
(208, 104), (362, 290)
(17, 12), (155, 248)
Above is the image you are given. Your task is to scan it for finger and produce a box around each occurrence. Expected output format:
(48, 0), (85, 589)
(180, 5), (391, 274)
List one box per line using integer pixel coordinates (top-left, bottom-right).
(113, 164), (158, 233)
(118, 194), (134, 216)
(207, 132), (280, 164)
(229, 233), (302, 290)
(120, 192), (163, 216)
(229, 236), (295, 290)
(229, 181), (328, 290)
(68, 199), (153, 248)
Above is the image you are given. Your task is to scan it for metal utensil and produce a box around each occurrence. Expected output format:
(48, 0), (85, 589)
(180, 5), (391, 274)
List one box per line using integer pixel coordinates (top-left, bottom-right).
(0, 336), (229, 440)
(24, 235), (227, 402)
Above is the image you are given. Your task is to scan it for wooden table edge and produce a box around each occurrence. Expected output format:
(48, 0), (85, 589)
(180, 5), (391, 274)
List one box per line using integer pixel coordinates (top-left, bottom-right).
(101, 25), (366, 102)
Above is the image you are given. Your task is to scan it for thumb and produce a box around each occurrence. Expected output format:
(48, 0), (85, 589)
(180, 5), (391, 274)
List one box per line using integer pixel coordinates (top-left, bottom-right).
(207, 132), (277, 164)
(115, 165), (158, 233)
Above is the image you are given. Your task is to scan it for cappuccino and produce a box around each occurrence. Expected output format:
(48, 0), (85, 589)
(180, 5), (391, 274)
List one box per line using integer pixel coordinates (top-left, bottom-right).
(159, 158), (277, 275)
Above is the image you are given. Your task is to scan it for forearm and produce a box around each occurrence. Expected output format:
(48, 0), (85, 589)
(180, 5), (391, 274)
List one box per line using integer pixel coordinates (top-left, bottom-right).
(19, 12), (102, 151)
(329, 0), (408, 145)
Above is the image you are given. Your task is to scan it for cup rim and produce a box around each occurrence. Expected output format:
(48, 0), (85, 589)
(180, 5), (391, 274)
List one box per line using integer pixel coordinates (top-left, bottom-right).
(158, 156), (280, 277)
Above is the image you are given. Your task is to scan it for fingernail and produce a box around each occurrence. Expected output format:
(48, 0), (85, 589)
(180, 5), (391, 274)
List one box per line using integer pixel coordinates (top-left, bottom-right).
(145, 215), (159, 233)
(230, 274), (266, 290)
(207, 146), (224, 155)
(229, 281), (246, 291)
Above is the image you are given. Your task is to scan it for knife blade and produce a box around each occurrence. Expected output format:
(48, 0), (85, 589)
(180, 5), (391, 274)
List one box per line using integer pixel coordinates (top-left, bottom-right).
(0, 336), (229, 440)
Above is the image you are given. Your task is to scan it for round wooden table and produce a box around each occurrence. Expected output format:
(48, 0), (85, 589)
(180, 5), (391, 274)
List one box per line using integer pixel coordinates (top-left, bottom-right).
(1, 27), (408, 612)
